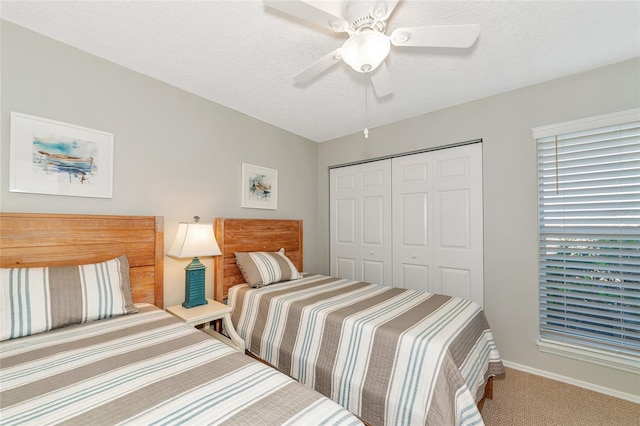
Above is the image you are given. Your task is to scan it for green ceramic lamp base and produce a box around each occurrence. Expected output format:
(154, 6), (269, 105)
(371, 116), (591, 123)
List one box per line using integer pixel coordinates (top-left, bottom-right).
(182, 257), (208, 308)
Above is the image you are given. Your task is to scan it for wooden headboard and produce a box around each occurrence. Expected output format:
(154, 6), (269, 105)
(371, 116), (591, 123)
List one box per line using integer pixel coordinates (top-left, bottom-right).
(213, 218), (303, 302)
(0, 213), (164, 308)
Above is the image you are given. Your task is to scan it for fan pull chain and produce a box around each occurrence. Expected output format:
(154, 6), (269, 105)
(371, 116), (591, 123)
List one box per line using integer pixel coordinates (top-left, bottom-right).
(364, 75), (369, 138)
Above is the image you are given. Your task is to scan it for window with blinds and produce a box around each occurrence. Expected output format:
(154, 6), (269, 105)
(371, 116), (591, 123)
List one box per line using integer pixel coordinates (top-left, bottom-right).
(534, 109), (639, 365)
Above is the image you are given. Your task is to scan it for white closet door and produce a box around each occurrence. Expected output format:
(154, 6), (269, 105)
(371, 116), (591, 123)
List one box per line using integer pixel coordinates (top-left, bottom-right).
(330, 160), (392, 285)
(433, 144), (483, 306)
(358, 161), (392, 285)
(392, 153), (432, 292)
(330, 166), (358, 280)
(392, 143), (484, 306)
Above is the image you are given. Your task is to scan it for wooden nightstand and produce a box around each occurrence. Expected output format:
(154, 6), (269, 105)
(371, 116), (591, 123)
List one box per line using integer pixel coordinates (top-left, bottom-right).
(166, 299), (245, 352)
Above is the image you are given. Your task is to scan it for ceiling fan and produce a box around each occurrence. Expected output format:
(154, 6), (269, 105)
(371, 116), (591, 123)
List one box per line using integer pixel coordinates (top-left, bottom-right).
(264, 0), (479, 97)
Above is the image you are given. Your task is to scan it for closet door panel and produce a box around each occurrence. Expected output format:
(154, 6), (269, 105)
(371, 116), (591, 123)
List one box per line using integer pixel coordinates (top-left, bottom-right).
(392, 153), (432, 291)
(330, 167), (358, 278)
(336, 199), (356, 244)
(359, 195), (388, 284)
(336, 257), (356, 281)
(402, 193), (428, 246)
(438, 267), (472, 300)
(357, 161), (392, 285)
(398, 264), (430, 291)
(439, 189), (470, 249)
(330, 160), (392, 285)
(433, 189), (473, 296)
(362, 260), (386, 285)
(432, 144), (484, 306)
(361, 196), (384, 246)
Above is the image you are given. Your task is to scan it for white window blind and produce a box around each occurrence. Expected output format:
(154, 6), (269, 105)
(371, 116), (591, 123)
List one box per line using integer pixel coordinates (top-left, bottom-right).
(535, 110), (640, 359)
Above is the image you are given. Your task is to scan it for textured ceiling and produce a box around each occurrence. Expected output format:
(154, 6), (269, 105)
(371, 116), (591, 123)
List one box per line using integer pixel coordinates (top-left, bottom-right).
(2, 1), (639, 142)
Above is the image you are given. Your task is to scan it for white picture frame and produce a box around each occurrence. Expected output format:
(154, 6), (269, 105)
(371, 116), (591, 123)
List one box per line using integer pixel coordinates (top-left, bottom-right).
(9, 112), (114, 198)
(241, 163), (278, 209)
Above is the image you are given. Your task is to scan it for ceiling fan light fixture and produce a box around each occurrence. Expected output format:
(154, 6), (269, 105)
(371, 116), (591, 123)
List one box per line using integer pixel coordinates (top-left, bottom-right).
(342, 30), (391, 73)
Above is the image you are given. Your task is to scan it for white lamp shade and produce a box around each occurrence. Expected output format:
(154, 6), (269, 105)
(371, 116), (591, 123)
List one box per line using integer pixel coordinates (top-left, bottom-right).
(342, 30), (391, 73)
(167, 222), (221, 258)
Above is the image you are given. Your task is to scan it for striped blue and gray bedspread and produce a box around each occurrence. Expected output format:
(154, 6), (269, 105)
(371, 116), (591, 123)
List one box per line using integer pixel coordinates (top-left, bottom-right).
(0, 304), (361, 425)
(229, 274), (505, 426)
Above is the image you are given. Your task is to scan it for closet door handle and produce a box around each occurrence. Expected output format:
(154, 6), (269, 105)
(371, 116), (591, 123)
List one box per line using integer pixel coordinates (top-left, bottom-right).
(411, 254), (417, 259)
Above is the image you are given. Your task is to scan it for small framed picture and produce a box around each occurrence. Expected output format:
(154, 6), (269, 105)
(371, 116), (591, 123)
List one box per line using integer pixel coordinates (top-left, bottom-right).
(10, 112), (114, 198)
(241, 163), (278, 209)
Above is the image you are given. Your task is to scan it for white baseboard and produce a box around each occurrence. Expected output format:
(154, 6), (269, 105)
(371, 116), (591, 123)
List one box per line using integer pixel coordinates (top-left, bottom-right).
(502, 360), (640, 404)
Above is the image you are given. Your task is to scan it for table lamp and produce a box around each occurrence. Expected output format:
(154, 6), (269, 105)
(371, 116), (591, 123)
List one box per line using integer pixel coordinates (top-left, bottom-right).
(167, 216), (221, 308)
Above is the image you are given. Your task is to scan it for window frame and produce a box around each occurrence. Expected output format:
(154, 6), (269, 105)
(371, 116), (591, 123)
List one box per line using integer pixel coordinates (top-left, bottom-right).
(532, 108), (640, 373)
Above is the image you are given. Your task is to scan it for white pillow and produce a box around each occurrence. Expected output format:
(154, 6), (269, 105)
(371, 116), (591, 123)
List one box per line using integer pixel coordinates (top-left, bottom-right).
(0, 255), (136, 341)
(235, 248), (302, 287)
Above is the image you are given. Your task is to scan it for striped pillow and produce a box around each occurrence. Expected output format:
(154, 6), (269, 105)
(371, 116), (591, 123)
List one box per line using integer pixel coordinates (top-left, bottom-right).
(0, 255), (137, 341)
(235, 248), (302, 287)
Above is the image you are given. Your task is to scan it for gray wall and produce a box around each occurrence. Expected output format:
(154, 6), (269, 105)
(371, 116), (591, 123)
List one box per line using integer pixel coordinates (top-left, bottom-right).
(1, 21), (320, 307)
(317, 58), (640, 397)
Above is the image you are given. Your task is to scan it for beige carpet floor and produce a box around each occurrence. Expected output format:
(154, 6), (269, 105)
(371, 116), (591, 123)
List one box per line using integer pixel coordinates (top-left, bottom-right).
(481, 367), (640, 426)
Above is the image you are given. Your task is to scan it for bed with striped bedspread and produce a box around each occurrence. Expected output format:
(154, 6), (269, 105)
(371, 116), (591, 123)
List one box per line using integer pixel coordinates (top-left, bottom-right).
(0, 304), (361, 426)
(229, 274), (505, 426)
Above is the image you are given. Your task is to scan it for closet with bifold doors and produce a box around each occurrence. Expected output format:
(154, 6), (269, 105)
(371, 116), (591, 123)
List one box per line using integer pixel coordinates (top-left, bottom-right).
(329, 142), (485, 307)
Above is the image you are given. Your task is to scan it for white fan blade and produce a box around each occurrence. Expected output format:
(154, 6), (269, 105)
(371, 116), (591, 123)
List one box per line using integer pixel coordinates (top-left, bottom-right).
(390, 24), (480, 48)
(368, 0), (400, 21)
(294, 49), (343, 83)
(264, 0), (349, 32)
(370, 62), (393, 97)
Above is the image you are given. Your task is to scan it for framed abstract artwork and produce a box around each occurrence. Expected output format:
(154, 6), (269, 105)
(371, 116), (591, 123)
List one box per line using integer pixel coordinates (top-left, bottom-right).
(9, 112), (114, 198)
(241, 163), (278, 209)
